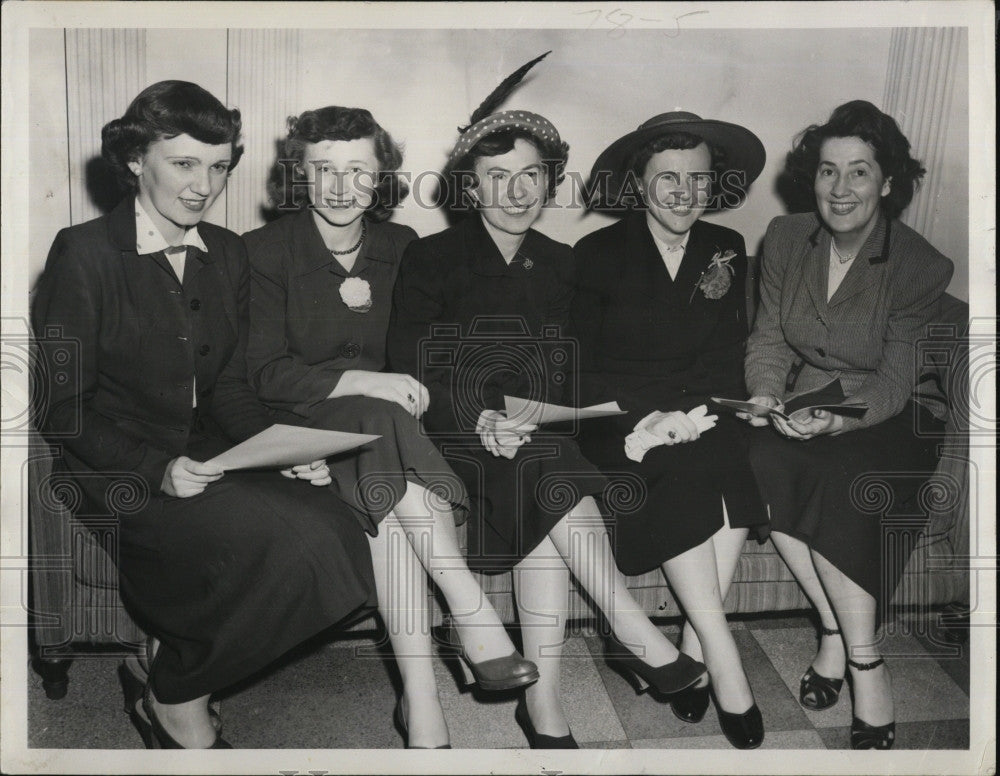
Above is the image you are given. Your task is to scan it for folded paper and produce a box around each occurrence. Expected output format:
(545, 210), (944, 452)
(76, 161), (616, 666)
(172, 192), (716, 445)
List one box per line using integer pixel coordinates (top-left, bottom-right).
(207, 424), (380, 471)
(503, 396), (626, 426)
(712, 378), (868, 423)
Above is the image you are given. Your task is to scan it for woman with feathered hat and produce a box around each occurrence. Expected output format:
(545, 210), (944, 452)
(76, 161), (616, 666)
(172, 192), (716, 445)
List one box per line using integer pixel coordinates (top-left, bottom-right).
(571, 112), (770, 748)
(388, 54), (708, 748)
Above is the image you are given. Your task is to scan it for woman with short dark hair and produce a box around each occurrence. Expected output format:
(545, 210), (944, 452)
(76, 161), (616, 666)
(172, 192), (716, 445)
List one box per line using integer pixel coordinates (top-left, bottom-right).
(571, 111), (769, 749)
(32, 81), (377, 748)
(742, 100), (954, 749)
(245, 105), (537, 749)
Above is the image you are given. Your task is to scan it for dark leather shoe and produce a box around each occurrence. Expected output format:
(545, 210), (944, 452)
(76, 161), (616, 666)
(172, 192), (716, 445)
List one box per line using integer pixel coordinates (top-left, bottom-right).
(715, 698), (764, 750)
(670, 679), (711, 723)
(142, 685), (232, 749)
(605, 639), (707, 696)
(440, 624), (539, 692)
(514, 698), (578, 749)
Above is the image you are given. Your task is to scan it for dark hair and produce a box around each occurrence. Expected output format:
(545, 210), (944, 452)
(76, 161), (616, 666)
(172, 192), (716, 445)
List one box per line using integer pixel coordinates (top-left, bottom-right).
(101, 80), (244, 191)
(626, 131), (734, 209)
(785, 100), (925, 221)
(269, 106), (408, 222)
(449, 128), (569, 209)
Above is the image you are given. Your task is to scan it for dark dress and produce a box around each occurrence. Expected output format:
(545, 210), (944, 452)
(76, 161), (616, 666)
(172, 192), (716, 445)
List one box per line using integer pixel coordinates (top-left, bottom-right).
(244, 210), (467, 534)
(32, 198), (376, 704)
(571, 213), (767, 576)
(388, 216), (608, 573)
(745, 213), (953, 617)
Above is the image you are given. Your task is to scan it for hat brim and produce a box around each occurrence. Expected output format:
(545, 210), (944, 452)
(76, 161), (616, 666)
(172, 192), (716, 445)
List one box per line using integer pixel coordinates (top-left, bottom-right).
(589, 118), (766, 210)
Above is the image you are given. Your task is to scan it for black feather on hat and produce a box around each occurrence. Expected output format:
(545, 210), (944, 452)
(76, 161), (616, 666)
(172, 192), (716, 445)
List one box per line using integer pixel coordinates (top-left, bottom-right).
(458, 51), (551, 133)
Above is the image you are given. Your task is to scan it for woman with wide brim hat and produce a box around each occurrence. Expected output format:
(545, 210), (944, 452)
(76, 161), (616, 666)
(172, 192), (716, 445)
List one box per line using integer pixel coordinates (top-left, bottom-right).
(388, 55), (709, 749)
(572, 111), (769, 748)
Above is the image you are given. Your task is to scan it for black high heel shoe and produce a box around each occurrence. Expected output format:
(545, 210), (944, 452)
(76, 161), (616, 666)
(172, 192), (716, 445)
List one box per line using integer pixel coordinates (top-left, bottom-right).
(393, 698), (451, 749)
(514, 698), (579, 749)
(712, 691), (764, 750)
(800, 627), (844, 710)
(119, 656), (223, 738)
(604, 640), (707, 696)
(142, 685), (232, 749)
(848, 658), (895, 750)
(669, 677), (711, 723)
(439, 623), (539, 692)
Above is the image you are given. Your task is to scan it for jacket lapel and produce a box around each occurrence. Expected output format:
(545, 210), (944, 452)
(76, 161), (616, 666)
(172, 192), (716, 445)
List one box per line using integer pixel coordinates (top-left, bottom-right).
(827, 216), (890, 308)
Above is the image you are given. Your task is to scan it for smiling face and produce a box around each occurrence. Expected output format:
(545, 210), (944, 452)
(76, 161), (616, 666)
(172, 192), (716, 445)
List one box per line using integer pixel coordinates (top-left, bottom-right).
(814, 136), (891, 249)
(299, 137), (378, 229)
(641, 143), (713, 243)
(128, 133), (232, 243)
(471, 138), (548, 238)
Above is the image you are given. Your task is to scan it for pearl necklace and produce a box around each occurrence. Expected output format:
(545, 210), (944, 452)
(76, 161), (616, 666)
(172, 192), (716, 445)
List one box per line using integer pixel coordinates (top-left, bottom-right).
(831, 241), (856, 264)
(330, 221), (366, 256)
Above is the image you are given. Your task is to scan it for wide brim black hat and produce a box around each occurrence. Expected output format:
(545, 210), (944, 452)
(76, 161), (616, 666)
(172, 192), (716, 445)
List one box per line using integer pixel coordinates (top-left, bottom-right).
(590, 111), (766, 209)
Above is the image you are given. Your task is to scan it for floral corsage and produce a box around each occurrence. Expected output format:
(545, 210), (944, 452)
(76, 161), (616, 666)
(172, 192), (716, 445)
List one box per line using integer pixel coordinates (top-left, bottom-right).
(339, 277), (373, 313)
(690, 248), (737, 302)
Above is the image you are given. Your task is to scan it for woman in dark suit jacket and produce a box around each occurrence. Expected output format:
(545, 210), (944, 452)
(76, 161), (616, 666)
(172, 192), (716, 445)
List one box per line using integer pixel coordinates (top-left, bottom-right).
(244, 106), (537, 749)
(572, 112), (769, 749)
(742, 101), (953, 749)
(31, 81), (376, 748)
(389, 65), (707, 748)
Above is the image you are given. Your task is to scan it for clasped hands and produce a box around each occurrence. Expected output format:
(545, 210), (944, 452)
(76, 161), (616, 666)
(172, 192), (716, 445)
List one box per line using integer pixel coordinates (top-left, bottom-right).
(624, 404), (717, 462)
(161, 457), (332, 498)
(738, 395), (843, 440)
(477, 409), (537, 459)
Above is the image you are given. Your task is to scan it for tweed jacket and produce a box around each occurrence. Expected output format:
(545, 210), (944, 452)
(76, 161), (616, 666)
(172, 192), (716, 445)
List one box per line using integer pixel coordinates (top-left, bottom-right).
(571, 212), (749, 422)
(745, 212), (954, 431)
(244, 210), (417, 416)
(31, 197), (272, 508)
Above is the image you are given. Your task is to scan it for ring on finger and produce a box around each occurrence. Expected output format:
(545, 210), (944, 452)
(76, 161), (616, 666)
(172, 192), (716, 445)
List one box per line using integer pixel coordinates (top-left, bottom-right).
(667, 430), (677, 440)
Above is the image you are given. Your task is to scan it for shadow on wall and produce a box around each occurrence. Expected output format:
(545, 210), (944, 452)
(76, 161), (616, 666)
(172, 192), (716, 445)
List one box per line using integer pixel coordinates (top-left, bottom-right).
(85, 156), (125, 215)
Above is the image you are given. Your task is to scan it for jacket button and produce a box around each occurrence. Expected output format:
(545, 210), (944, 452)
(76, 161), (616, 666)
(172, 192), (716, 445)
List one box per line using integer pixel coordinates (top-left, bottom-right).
(816, 347), (826, 357)
(199, 344), (211, 356)
(340, 342), (361, 359)
(189, 299), (201, 310)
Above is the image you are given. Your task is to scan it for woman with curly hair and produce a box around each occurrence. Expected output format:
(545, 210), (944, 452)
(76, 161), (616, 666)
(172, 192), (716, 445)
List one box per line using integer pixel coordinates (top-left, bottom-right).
(244, 106), (537, 749)
(32, 81), (380, 748)
(741, 100), (953, 749)
(388, 55), (707, 749)
(571, 111), (769, 749)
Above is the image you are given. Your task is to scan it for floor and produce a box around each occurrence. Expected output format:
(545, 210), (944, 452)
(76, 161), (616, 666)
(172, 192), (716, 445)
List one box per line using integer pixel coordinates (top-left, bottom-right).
(28, 612), (969, 751)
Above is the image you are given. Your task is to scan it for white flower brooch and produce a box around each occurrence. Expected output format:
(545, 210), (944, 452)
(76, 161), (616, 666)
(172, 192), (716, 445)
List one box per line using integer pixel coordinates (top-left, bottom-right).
(339, 277), (373, 313)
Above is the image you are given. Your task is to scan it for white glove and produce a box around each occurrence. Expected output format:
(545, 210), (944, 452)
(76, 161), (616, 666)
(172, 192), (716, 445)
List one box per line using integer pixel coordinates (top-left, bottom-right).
(623, 404), (718, 462)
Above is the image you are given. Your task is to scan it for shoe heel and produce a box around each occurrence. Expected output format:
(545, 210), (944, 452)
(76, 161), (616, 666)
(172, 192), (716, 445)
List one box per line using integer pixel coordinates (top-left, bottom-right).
(455, 655), (476, 688)
(118, 661), (143, 715)
(609, 659), (650, 694)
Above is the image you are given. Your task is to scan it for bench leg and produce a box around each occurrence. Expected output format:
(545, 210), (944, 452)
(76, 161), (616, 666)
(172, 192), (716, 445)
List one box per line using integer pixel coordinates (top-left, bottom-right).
(31, 656), (73, 700)
(938, 601), (970, 644)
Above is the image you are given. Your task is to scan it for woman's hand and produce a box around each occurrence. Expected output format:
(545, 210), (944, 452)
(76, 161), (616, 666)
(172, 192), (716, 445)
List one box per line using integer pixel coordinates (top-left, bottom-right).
(738, 395), (783, 427)
(280, 459), (333, 487)
(772, 408), (844, 440)
(161, 457), (224, 498)
(333, 370), (430, 418)
(640, 410), (703, 445)
(476, 410), (537, 459)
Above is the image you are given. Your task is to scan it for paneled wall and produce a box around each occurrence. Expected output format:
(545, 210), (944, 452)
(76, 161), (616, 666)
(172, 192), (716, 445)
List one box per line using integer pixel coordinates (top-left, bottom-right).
(29, 27), (970, 298)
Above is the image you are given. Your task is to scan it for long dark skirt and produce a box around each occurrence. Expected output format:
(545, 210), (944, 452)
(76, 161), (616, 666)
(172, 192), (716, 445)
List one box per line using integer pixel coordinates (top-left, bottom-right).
(435, 434), (608, 573)
(117, 469), (376, 704)
(270, 396), (470, 535)
(579, 413), (768, 576)
(748, 403), (944, 618)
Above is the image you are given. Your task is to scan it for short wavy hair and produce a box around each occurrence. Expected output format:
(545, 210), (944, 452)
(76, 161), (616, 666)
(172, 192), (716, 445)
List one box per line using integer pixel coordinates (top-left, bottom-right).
(268, 106), (408, 222)
(448, 128), (569, 210)
(101, 80), (244, 192)
(785, 100), (925, 221)
(626, 130), (735, 210)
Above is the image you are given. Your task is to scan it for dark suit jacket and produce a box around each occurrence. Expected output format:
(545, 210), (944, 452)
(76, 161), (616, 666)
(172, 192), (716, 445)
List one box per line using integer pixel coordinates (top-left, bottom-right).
(571, 212), (749, 424)
(745, 212), (954, 431)
(243, 210), (416, 416)
(387, 216), (576, 434)
(32, 197), (271, 510)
